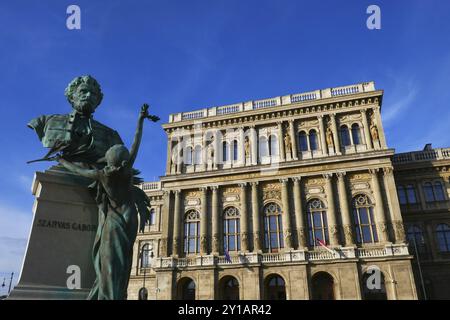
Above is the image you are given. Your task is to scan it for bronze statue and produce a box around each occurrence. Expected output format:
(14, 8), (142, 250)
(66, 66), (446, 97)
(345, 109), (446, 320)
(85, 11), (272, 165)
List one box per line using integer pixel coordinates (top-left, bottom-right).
(28, 76), (159, 300)
(57, 104), (150, 300)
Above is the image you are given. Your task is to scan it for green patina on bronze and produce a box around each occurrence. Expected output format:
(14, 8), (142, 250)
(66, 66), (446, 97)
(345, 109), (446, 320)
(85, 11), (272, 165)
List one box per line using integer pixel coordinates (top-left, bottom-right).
(28, 75), (159, 300)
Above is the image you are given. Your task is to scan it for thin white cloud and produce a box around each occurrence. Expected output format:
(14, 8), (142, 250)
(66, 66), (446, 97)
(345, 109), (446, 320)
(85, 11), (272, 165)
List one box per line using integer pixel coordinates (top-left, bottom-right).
(383, 81), (418, 125)
(0, 202), (33, 283)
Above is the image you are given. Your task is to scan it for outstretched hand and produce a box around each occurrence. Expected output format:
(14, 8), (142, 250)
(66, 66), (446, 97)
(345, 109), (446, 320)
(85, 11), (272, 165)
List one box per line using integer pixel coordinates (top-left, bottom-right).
(140, 103), (160, 122)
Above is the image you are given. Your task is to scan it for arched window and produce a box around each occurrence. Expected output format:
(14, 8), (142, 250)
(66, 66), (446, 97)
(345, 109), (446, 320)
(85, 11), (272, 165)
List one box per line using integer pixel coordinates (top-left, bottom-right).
(340, 125), (351, 146)
(298, 131), (308, 151)
(222, 141), (229, 162)
(178, 278), (196, 300)
(269, 135), (279, 156)
(194, 145), (202, 165)
(223, 207), (240, 252)
(265, 275), (286, 300)
(149, 208), (156, 225)
(184, 210), (200, 254)
(309, 129), (318, 151)
(407, 225), (427, 257)
(259, 136), (268, 158)
(436, 224), (450, 252)
(361, 268), (387, 300)
(140, 243), (153, 268)
(351, 123), (362, 145)
(220, 276), (240, 300)
(306, 199), (329, 247)
(352, 194), (378, 244)
(185, 146), (193, 165)
(263, 203), (284, 252)
(312, 272), (335, 300)
(233, 140), (238, 161)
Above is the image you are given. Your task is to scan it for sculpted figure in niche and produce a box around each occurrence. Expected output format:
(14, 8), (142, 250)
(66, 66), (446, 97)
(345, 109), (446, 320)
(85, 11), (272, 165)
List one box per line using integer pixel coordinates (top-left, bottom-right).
(284, 132), (292, 155)
(370, 115), (379, 141)
(208, 136), (215, 166)
(326, 124), (334, 149)
(244, 136), (250, 159)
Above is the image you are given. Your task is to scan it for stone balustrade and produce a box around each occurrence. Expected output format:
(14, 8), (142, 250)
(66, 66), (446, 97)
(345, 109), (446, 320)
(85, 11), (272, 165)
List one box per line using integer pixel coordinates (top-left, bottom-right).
(393, 148), (450, 164)
(151, 244), (409, 269)
(140, 181), (162, 191)
(168, 81), (376, 123)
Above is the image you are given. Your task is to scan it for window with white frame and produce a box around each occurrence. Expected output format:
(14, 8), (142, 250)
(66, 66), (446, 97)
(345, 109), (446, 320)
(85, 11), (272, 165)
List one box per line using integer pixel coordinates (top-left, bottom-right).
(352, 194), (378, 244)
(306, 199), (329, 247)
(184, 210), (200, 254)
(223, 207), (240, 251)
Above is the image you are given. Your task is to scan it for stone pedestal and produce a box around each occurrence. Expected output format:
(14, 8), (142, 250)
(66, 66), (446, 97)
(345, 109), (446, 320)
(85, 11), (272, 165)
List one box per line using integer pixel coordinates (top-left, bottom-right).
(8, 168), (97, 300)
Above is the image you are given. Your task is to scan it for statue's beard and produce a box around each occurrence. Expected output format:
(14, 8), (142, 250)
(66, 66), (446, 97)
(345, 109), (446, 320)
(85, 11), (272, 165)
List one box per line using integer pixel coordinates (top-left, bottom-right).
(74, 101), (95, 115)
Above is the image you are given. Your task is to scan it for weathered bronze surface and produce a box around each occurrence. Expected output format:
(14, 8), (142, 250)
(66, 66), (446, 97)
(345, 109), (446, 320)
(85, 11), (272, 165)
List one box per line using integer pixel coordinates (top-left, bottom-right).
(28, 76), (159, 300)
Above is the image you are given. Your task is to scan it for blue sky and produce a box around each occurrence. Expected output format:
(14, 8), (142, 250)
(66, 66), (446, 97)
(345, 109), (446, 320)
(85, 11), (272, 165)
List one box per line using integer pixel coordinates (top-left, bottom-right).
(0, 0), (449, 292)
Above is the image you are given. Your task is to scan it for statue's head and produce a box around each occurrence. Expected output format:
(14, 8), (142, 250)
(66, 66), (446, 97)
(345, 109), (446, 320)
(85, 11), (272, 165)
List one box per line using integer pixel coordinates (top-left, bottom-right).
(65, 75), (103, 115)
(105, 144), (130, 168)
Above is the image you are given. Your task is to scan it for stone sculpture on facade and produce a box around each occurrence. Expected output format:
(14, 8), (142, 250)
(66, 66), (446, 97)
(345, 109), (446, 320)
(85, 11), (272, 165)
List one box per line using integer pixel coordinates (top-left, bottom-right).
(284, 132), (292, 156)
(326, 123), (334, 151)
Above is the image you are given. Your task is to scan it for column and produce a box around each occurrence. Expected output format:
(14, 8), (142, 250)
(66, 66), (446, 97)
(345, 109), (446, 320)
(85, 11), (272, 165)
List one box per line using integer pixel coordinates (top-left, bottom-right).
(239, 126), (245, 166)
(293, 177), (306, 248)
(383, 167), (406, 243)
(370, 169), (390, 242)
(373, 106), (387, 148)
(211, 186), (220, 254)
(280, 179), (293, 249)
(250, 125), (258, 165)
(165, 134), (172, 175)
(160, 190), (171, 257)
(172, 190), (181, 256)
(336, 172), (354, 246)
(251, 182), (261, 252)
(200, 187), (208, 254)
(240, 183), (249, 251)
(323, 173), (340, 246)
(330, 113), (341, 155)
(277, 122), (286, 162)
(289, 120), (298, 160)
(318, 115), (328, 156)
(361, 109), (373, 150)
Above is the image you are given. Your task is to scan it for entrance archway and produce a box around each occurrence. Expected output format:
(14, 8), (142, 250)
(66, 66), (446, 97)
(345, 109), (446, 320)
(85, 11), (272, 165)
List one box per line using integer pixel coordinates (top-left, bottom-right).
(219, 276), (240, 300)
(177, 277), (196, 300)
(264, 274), (286, 300)
(311, 272), (335, 300)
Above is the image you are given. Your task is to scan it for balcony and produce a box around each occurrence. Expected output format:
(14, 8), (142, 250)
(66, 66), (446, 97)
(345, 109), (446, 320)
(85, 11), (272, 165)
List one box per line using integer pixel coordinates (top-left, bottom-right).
(393, 148), (450, 165)
(168, 82), (376, 123)
(140, 181), (162, 191)
(152, 244), (409, 269)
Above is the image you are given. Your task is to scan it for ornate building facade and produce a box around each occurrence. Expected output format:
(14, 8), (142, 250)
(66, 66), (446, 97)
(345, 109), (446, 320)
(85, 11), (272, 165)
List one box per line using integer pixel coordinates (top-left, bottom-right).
(127, 81), (450, 300)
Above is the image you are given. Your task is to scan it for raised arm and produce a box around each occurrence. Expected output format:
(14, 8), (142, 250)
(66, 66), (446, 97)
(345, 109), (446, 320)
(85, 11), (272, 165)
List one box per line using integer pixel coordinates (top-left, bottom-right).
(58, 158), (100, 180)
(128, 104), (148, 167)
